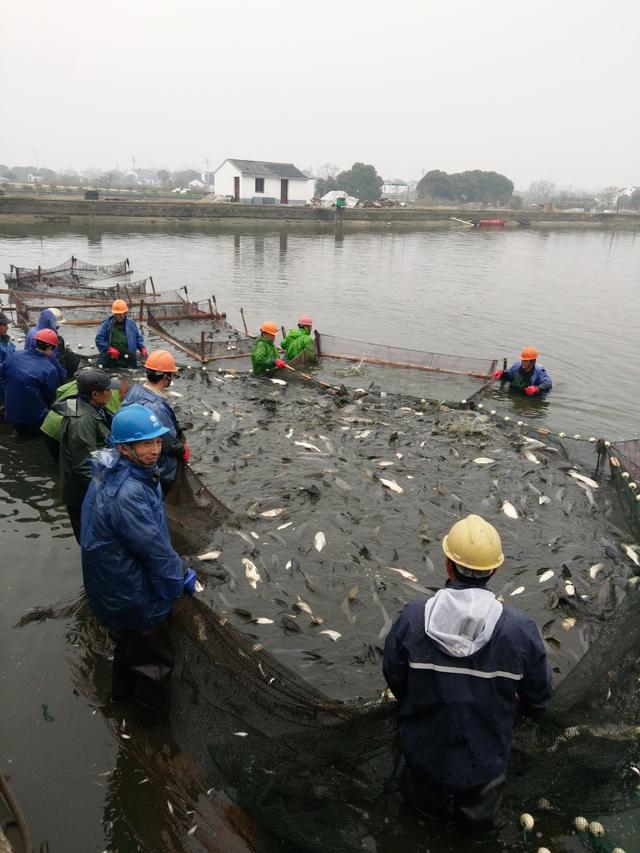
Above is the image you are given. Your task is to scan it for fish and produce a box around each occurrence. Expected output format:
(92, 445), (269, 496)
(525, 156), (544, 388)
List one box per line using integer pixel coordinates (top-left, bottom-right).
(314, 531), (326, 552)
(270, 378), (287, 385)
(523, 450), (541, 465)
(564, 580), (576, 596)
(562, 617), (576, 630)
(510, 586), (525, 596)
(538, 570), (555, 583)
(167, 390), (183, 398)
(233, 731), (249, 737)
(523, 436), (545, 447)
(574, 480), (596, 509)
(356, 429), (372, 439)
(380, 478), (404, 494)
(473, 457), (495, 465)
(235, 530), (254, 546)
(555, 487), (565, 502)
(348, 585), (359, 601)
(385, 566), (419, 583)
(253, 617), (274, 625)
(341, 595), (356, 624)
(197, 550), (221, 561)
(334, 477), (352, 491)
(376, 460), (395, 467)
(281, 615), (302, 633)
(416, 520), (430, 542)
(242, 558), (262, 590)
(278, 521), (293, 530)
(373, 590), (392, 640)
(395, 452), (404, 460)
(294, 440), (324, 453)
(538, 495), (551, 505)
(502, 501), (518, 519)
(260, 508), (286, 518)
(285, 427), (293, 438)
(589, 563), (604, 579)
(320, 630), (342, 641)
(294, 598), (324, 624)
(568, 470), (599, 489)
(622, 544), (640, 567)
(194, 580), (204, 593)
(210, 410), (221, 423)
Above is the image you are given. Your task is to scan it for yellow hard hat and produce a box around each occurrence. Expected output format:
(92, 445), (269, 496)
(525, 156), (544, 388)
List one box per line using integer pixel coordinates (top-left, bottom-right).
(442, 514), (504, 572)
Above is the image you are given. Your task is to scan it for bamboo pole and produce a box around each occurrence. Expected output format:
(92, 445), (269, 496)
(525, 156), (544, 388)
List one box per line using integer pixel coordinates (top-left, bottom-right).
(240, 307), (248, 335)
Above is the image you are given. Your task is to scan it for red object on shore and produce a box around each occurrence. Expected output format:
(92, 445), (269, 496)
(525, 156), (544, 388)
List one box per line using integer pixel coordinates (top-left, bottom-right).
(478, 218), (506, 227)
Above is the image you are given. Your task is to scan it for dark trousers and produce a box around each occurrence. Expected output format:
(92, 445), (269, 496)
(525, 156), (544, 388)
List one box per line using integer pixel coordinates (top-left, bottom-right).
(12, 423), (42, 438)
(43, 434), (60, 460)
(96, 352), (137, 369)
(66, 505), (82, 544)
(109, 619), (174, 726)
(401, 765), (506, 840)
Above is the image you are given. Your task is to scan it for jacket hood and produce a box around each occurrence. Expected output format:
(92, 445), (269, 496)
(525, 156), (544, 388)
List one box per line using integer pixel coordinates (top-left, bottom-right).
(53, 397), (103, 419)
(37, 309), (59, 332)
(424, 587), (503, 658)
(89, 448), (160, 496)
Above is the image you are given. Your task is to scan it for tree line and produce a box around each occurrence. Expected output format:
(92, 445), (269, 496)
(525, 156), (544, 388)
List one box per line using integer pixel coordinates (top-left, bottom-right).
(417, 170), (514, 204)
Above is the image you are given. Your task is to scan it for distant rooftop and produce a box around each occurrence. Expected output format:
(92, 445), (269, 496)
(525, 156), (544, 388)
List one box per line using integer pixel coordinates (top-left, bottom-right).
(226, 159), (309, 180)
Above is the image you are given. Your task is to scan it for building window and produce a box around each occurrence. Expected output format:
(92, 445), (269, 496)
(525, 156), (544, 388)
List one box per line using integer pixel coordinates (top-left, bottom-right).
(255, 178), (265, 193)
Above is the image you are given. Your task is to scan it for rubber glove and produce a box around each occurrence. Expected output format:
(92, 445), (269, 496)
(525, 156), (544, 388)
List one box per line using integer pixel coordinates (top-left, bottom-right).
(524, 385), (540, 396)
(492, 369), (504, 379)
(274, 358), (287, 369)
(183, 568), (197, 595)
(182, 442), (191, 462)
(107, 346), (120, 359)
(139, 347), (149, 358)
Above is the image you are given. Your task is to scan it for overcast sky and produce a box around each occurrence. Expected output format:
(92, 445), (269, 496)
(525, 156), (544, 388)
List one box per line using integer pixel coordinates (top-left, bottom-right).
(1, 0), (637, 190)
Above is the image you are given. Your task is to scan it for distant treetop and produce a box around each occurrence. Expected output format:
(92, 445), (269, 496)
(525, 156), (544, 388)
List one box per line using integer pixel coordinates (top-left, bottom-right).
(417, 169), (514, 204)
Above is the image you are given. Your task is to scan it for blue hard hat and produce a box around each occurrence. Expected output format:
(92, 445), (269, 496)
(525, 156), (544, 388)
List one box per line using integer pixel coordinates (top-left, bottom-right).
(111, 404), (169, 443)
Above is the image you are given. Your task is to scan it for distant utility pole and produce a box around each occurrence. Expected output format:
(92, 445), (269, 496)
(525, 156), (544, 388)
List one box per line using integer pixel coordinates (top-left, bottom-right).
(205, 158), (210, 192)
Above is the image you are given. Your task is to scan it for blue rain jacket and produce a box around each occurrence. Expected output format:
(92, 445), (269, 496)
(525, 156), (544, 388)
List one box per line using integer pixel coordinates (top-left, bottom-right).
(123, 383), (183, 488)
(0, 336), (16, 401)
(24, 309), (66, 383)
(4, 348), (60, 427)
(383, 580), (551, 794)
(95, 315), (145, 356)
(503, 361), (552, 394)
(81, 449), (185, 631)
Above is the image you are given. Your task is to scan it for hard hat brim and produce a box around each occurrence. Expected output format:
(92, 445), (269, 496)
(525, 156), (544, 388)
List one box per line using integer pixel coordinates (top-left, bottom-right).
(442, 533), (504, 572)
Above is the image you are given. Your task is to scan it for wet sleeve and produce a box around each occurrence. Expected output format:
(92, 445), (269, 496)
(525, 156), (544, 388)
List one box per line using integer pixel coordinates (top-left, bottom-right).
(502, 364), (516, 383)
(383, 613), (409, 702)
(252, 340), (275, 375)
(134, 322), (145, 351)
(536, 367), (552, 392)
(114, 489), (185, 601)
(43, 368), (60, 406)
(95, 320), (108, 353)
(69, 418), (103, 488)
(517, 622), (552, 715)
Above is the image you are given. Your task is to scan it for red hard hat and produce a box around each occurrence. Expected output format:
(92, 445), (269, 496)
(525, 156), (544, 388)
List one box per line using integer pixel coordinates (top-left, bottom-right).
(520, 346), (539, 360)
(35, 328), (59, 346)
(298, 314), (313, 327)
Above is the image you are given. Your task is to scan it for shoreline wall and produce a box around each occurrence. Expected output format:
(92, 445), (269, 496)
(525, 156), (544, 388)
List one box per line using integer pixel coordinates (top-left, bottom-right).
(0, 196), (639, 230)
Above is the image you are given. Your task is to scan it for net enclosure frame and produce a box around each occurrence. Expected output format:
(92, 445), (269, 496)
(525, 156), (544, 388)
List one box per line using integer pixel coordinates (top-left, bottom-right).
(146, 301), (256, 363)
(7, 277), (154, 302)
(6, 256), (131, 285)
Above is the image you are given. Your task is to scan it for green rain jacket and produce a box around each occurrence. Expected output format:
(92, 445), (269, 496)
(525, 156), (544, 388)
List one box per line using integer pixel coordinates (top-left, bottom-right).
(251, 337), (280, 376)
(56, 397), (113, 507)
(41, 380), (120, 442)
(282, 327), (315, 361)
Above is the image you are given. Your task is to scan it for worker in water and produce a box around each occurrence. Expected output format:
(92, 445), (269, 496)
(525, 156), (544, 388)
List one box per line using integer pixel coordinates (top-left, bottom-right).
(493, 347), (552, 396)
(81, 404), (197, 726)
(251, 320), (286, 376)
(95, 299), (148, 369)
(24, 308), (67, 384)
(122, 349), (189, 494)
(41, 374), (130, 460)
(4, 328), (61, 437)
(383, 514), (551, 840)
(57, 368), (118, 543)
(281, 314), (317, 363)
(0, 311), (16, 412)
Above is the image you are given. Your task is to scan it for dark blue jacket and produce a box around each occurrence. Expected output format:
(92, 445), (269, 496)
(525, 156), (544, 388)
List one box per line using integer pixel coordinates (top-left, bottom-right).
(503, 361), (552, 394)
(95, 315), (144, 356)
(123, 383), (183, 488)
(4, 348), (60, 427)
(80, 450), (185, 631)
(0, 336), (16, 401)
(24, 309), (66, 384)
(383, 580), (551, 793)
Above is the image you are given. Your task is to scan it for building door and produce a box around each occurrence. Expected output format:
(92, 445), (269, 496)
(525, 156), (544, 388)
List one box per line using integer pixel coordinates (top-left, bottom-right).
(234, 176), (240, 202)
(280, 179), (288, 205)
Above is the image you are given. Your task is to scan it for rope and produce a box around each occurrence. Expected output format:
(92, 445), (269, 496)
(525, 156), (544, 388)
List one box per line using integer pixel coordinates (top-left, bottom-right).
(0, 767), (32, 853)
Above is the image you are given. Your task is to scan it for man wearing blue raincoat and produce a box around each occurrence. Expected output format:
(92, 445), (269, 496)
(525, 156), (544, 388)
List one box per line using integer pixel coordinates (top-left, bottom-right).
(95, 299), (147, 369)
(0, 311), (16, 410)
(24, 308), (67, 384)
(493, 346), (552, 396)
(81, 404), (197, 725)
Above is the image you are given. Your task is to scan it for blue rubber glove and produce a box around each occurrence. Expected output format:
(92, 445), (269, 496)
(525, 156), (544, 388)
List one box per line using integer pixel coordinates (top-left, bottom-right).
(183, 568), (197, 595)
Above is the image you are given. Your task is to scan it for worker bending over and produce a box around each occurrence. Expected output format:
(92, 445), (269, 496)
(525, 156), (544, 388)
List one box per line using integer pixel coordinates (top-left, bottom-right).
(24, 308), (67, 384)
(251, 320), (286, 376)
(96, 299), (148, 369)
(123, 349), (189, 494)
(281, 314), (317, 362)
(493, 347), (552, 396)
(383, 514), (551, 840)
(81, 405), (197, 726)
(4, 329), (61, 437)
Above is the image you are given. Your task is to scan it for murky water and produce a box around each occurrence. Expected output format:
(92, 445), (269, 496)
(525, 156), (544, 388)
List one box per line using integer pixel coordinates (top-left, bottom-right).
(1, 222), (639, 852)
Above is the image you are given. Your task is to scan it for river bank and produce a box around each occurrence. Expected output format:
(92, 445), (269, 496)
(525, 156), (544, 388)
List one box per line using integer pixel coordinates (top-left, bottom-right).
(1, 195), (639, 230)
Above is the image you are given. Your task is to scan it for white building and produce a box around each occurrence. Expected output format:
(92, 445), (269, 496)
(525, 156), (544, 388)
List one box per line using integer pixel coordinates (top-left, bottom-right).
(213, 159), (314, 205)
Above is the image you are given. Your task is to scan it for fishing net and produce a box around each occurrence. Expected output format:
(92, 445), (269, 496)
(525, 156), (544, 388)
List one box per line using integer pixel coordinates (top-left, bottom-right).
(9, 277), (149, 301)
(146, 303), (254, 363)
(609, 439), (640, 539)
(7, 256), (131, 284)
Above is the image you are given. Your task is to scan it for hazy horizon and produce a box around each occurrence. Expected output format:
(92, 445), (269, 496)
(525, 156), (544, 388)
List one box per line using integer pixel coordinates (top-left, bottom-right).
(1, 0), (637, 190)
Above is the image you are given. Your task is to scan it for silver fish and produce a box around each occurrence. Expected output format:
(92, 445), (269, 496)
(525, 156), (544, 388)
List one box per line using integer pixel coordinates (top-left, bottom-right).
(372, 590), (392, 639)
(473, 457), (495, 465)
(260, 508), (286, 518)
(385, 566), (419, 583)
(294, 598), (324, 624)
(568, 470), (599, 489)
(380, 478), (404, 494)
(502, 500), (518, 519)
(538, 495), (551, 505)
(314, 531), (326, 552)
(622, 544), (640, 567)
(211, 410), (221, 422)
(510, 586), (525, 596)
(523, 449), (541, 465)
(295, 440), (324, 453)
(376, 460), (395, 468)
(270, 378), (287, 386)
(242, 558), (262, 590)
(538, 570), (554, 583)
(589, 562), (604, 580)
(277, 522), (293, 530)
(574, 480), (596, 509)
(320, 629), (342, 641)
(198, 550), (221, 561)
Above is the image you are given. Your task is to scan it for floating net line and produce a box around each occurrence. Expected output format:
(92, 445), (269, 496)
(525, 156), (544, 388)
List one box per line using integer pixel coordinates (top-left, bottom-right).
(7, 256), (131, 284)
(609, 439), (640, 539)
(146, 302), (254, 363)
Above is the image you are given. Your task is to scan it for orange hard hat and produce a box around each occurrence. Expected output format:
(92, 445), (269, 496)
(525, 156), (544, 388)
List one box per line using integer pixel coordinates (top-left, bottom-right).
(144, 349), (178, 373)
(520, 346), (539, 360)
(261, 321), (278, 336)
(298, 314), (313, 327)
(111, 299), (128, 315)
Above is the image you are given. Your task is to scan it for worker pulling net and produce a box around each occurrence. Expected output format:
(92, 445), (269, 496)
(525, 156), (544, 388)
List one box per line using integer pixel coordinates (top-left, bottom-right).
(7, 256), (131, 284)
(146, 303), (254, 362)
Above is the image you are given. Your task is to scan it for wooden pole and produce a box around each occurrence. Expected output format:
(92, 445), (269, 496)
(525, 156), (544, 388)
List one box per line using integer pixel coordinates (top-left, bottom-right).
(208, 298), (214, 317)
(281, 325), (286, 339)
(201, 330), (206, 361)
(149, 276), (156, 294)
(240, 307), (248, 335)
(334, 204), (344, 239)
(212, 294), (218, 314)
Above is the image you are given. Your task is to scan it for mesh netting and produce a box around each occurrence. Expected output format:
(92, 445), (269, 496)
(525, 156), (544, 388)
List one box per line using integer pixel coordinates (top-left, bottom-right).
(11, 278), (149, 301)
(7, 256), (131, 283)
(315, 332), (498, 379)
(13, 290), (189, 328)
(147, 303), (254, 363)
(609, 440), (640, 539)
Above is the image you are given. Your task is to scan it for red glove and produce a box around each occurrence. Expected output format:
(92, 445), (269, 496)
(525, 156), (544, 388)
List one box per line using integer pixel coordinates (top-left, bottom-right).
(182, 443), (191, 462)
(274, 359), (287, 369)
(525, 385), (539, 396)
(492, 370), (504, 379)
(139, 347), (149, 358)
(107, 346), (120, 359)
